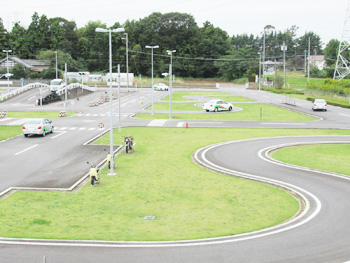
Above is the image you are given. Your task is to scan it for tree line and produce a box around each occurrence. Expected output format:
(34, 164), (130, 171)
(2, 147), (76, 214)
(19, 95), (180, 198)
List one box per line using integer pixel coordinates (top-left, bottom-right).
(0, 12), (343, 80)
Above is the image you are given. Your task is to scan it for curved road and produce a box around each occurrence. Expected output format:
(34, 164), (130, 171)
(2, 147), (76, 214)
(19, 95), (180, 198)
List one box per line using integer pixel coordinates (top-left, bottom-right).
(1, 86), (350, 262)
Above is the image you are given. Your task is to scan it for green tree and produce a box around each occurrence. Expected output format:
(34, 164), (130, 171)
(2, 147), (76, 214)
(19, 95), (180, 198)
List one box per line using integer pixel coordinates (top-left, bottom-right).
(0, 18), (9, 59)
(10, 64), (27, 79)
(324, 39), (343, 67)
(8, 22), (28, 57)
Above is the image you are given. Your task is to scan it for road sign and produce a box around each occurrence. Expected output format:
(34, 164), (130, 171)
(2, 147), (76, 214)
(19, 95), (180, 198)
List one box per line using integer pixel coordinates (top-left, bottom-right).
(99, 123), (104, 129)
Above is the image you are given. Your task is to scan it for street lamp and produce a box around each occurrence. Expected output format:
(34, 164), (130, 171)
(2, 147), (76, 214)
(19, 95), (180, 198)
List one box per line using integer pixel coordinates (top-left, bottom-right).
(122, 33), (129, 90)
(258, 52), (261, 91)
(263, 25), (275, 78)
(166, 50), (176, 120)
(55, 51), (58, 79)
(95, 27), (125, 175)
(2, 49), (12, 91)
(145, 45), (159, 115)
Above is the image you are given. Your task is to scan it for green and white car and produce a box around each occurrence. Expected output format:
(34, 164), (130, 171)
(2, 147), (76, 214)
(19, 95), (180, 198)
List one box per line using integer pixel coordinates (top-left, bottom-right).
(23, 118), (54, 137)
(203, 99), (233, 112)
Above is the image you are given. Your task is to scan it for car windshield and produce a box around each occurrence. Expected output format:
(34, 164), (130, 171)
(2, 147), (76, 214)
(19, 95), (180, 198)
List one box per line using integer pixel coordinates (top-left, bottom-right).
(157, 83), (165, 86)
(207, 100), (219, 104)
(26, 120), (41, 124)
(51, 80), (61, 85)
(315, 99), (326, 103)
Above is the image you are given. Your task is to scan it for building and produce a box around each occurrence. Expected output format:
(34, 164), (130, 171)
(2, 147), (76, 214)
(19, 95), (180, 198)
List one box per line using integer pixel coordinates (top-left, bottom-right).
(0, 56), (50, 72)
(309, 55), (326, 70)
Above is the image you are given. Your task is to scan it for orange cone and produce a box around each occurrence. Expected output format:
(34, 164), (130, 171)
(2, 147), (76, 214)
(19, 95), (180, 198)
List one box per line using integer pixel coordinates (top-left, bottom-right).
(186, 122), (188, 128)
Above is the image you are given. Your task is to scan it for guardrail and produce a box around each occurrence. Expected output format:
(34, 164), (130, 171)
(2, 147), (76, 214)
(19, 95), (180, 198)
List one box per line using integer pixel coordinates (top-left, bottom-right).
(0, 82), (49, 102)
(55, 83), (97, 96)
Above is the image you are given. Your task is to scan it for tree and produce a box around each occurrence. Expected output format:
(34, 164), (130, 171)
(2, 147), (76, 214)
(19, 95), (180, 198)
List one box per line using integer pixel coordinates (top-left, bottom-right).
(0, 18), (9, 59)
(324, 39), (344, 67)
(296, 32), (323, 56)
(10, 64), (27, 79)
(8, 22), (28, 57)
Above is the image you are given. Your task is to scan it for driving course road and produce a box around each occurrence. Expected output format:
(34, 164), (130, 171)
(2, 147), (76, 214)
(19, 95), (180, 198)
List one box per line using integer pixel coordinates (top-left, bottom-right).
(1, 85), (350, 262)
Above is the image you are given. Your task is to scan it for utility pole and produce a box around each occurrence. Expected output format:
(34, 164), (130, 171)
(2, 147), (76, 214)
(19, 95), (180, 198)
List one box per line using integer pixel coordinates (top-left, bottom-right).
(55, 51), (58, 79)
(64, 63), (68, 115)
(167, 50), (176, 120)
(258, 52), (261, 91)
(304, 50), (307, 73)
(123, 33), (129, 90)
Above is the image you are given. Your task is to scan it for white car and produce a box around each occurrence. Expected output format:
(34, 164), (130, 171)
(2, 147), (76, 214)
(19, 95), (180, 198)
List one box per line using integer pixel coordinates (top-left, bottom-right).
(203, 99), (233, 112)
(23, 118), (54, 137)
(153, 83), (169, 91)
(50, 78), (65, 91)
(312, 99), (327, 111)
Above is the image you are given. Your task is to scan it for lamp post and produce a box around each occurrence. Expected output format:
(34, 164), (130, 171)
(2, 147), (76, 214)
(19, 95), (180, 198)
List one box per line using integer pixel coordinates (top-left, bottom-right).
(258, 52), (261, 91)
(166, 50), (176, 120)
(122, 33), (129, 90)
(55, 51), (58, 79)
(145, 45), (159, 115)
(263, 25), (275, 78)
(95, 27), (125, 175)
(2, 49), (12, 91)
(281, 42), (287, 88)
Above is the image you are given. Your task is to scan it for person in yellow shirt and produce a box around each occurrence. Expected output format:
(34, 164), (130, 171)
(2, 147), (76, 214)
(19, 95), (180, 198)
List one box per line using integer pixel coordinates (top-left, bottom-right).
(107, 153), (111, 169)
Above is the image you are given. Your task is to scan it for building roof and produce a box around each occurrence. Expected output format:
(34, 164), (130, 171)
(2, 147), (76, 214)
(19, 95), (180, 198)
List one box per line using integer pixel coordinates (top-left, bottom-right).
(309, 55), (325, 62)
(0, 56), (49, 72)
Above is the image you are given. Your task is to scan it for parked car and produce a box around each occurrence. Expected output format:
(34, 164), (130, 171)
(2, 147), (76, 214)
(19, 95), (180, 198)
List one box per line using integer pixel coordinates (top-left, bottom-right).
(312, 99), (327, 111)
(203, 99), (233, 112)
(153, 83), (169, 91)
(23, 118), (54, 137)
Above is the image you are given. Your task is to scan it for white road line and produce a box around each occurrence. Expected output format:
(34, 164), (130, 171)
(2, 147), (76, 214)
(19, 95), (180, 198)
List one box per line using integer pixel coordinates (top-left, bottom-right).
(27, 95), (36, 101)
(148, 119), (167, 126)
(15, 144), (38, 156)
(177, 122), (184, 127)
(59, 127), (68, 130)
(88, 127), (95, 130)
(69, 127), (77, 130)
(262, 123), (306, 125)
(79, 127), (86, 130)
(340, 113), (350, 117)
(51, 131), (67, 139)
(0, 118), (12, 122)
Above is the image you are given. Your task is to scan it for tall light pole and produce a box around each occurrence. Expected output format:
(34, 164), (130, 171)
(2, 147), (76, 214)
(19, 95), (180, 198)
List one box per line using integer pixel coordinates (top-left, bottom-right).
(167, 50), (176, 120)
(258, 52), (261, 91)
(55, 51), (58, 79)
(122, 33), (129, 89)
(2, 50), (12, 91)
(281, 42), (287, 88)
(262, 25), (275, 78)
(145, 45), (159, 115)
(96, 27), (125, 175)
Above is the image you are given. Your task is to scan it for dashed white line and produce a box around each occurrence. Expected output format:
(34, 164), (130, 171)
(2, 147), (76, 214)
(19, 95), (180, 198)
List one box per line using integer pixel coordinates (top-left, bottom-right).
(51, 131), (67, 139)
(15, 144), (38, 156)
(177, 122), (184, 127)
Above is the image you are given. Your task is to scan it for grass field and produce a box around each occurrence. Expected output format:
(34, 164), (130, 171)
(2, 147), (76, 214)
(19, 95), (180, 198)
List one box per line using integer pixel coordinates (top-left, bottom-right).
(6, 111), (75, 118)
(272, 144), (350, 176)
(142, 104), (317, 121)
(161, 91), (233, 101)
(0, 126), (22, 141)
(1, 128), (349, 241)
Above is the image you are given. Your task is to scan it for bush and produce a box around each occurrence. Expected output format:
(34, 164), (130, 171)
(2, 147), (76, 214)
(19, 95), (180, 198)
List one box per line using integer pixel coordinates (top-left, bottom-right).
(308, 78), (350, 95)
(27, 72), (41, 79)
(41, 68), (57, 79)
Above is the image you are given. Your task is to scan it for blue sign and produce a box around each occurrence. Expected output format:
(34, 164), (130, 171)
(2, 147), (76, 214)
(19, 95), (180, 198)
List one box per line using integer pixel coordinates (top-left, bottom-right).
(20, 78), (24, 82)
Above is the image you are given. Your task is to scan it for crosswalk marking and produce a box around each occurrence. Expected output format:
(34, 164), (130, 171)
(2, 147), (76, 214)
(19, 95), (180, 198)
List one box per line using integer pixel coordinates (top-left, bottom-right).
(148, 119), (167, 127)
(177, 122), (184, 127)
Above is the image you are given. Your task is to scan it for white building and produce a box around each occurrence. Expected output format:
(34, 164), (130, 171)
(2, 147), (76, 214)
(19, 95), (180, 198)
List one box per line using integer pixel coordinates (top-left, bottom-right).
(309, 55), (326, 70)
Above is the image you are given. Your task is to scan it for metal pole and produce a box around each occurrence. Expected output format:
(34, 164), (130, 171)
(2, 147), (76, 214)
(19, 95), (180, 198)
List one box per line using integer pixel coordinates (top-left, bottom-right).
(151, 48), (154, 115)
(108, 29), (115, 175)
(304, 50), (307, 73)
(259, 52), (261, 91)
(169, 55), (172, 120)
(263, 31), (265, 78)
(308, 37), (311, 83)
(283, 41), (286, 88)
(122, 33), (129, 90)
(64, 63), (67, 115)
(55, 51), (58, 79)
(6, 51), (9, 91)
(118, 64), (121, 132)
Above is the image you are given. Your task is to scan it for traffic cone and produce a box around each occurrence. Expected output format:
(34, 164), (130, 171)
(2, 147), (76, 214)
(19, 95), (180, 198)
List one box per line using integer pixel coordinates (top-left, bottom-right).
(186, 122), (188, 128)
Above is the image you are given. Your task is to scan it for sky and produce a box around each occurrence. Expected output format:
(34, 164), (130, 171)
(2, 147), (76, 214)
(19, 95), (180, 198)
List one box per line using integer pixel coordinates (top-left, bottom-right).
(1, 0), (349, 46)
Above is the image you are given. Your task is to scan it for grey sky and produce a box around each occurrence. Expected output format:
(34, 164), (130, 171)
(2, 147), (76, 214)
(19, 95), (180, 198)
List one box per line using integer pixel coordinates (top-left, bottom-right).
(1, 0), (348, 46)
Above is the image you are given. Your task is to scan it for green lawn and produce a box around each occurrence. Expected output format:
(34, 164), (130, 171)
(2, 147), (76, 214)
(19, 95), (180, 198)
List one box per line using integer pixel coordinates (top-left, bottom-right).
(272, 144), (350, 176)
(142, 104), (317, 121)
(0, 126), (22, 141)
(6, 111), (75, 118)
(162, 91), (232, 101)
(1, 128), (349, 241)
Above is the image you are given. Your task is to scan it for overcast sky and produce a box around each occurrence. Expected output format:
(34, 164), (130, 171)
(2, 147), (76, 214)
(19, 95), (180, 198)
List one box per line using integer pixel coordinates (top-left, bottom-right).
(1, 0), (348, 46)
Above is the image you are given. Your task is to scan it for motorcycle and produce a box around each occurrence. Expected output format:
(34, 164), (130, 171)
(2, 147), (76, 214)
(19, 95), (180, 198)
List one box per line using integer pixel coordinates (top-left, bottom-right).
(87, 162), (100, 186)
(123, 136), (134, 154)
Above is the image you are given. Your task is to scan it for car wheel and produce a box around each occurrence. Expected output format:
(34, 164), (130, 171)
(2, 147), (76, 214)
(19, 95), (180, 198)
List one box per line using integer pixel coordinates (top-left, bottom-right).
(51, 126), (54, 133)
(42, 130), (46, 137)
(229, 106), (232, 111)
(214, 107), (218, 112)
(24, 134), (28, 137)
(206, 109), (209, 112)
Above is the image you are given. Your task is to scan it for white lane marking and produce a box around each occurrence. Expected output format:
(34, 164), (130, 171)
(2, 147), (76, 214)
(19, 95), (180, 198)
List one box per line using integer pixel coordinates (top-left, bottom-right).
(262, 123), (306, 125)
(88, 128), (95, 130)
(59, 127), (68, 130)
(79, 127), (86, 130)
(340, 113), (350, 117)
(15, 144), (38, 156)
(69, 127), (77, 130)
(51, 131), (67, 139)
(92, 114), (98, 116)
(148, 119), (167, 126)
(0, 118), (12, 122)
(177, 122), (184, 127)
(27, 95), (36, 101)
